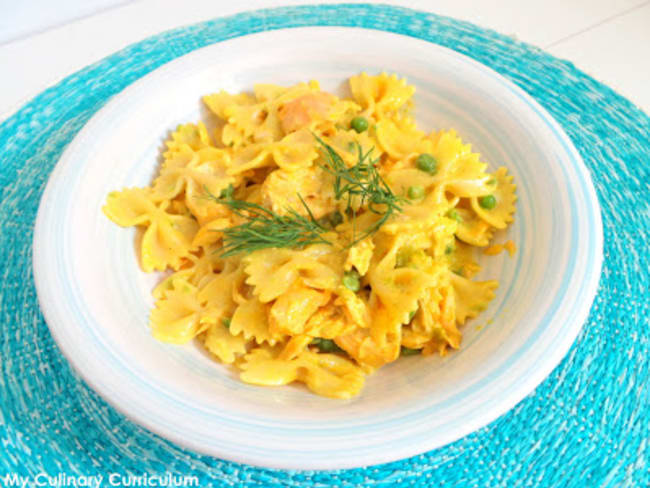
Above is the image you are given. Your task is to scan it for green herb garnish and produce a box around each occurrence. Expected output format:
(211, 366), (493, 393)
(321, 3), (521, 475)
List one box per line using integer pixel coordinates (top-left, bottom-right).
(400, 346), (421, 356)
(205, 138), (406, 256)
(315, 135), (406, 245)
(206, 186), (330, 257)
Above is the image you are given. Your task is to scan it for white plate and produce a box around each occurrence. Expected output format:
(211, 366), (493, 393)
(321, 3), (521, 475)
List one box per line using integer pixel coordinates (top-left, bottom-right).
(33, 27), (603, 470)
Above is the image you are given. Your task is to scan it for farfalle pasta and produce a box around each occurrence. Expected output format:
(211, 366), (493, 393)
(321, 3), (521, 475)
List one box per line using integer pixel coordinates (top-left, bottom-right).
(103, 73), (517, 399)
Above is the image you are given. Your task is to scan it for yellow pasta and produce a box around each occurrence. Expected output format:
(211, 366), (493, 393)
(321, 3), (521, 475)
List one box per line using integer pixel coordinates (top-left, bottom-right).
(103, 73), (517, 399)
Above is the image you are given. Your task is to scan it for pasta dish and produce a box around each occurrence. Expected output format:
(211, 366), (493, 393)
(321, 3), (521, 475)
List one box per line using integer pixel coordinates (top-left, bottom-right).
(103, 73), (516, 399)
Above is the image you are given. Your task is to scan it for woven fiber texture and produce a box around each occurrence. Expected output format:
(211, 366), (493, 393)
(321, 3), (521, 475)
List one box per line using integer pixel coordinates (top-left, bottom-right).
(1, 4), (648, 487)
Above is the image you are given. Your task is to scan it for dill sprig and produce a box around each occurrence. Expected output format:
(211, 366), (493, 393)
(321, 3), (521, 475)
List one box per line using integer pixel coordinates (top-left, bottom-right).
(203, 139), (405, 256)
(206, 185), (331, 257)
(314, 135), (406, 244)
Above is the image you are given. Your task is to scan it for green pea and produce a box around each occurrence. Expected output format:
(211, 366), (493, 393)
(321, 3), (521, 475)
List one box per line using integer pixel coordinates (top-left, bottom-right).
(219, 184), (234, 199)
(395, 250), (409, 268)
(445, 244), (455, 255)
(313, 338), (342, 353)
(316, 216), (330, 228)
(401, 346), (421, 356)
(222, 317), (231, 329)
(329, 211), (344, 227)
(446, 209), (463, 222)
(351, 116), (369, 133)
(342, 271), (361, 292)
(416, 153), (438, 174)
(479, 195), (497, 209)
(407, 185), (425, 200)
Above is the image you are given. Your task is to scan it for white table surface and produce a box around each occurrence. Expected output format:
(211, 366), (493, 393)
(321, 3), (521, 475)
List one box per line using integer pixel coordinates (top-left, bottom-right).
(1, 0), (649, 122)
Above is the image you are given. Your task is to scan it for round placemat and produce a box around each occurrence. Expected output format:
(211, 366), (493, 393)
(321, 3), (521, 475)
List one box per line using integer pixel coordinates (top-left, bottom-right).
(1, 4), (648, 487)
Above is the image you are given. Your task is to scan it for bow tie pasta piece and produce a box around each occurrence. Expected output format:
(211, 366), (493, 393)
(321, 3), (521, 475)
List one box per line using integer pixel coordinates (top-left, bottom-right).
(349, 72), (415, 119)
(150, 255), (239, 344)
(164, 122), (212, 158)
(141, 210), (198, 273)
(238, 347), (299, 386)
(261, 166), (335, 219)
(230, 298), (283, 346)
(103, 188), (198, 272)
(239, 347), (365, 399)
(470, 167), (517, 229)
(153, 244), (223, 294)
(155, 145), (197, 199)
(243, 249), (303, 302)
(417, 281), (460, 351)
(253, 84), (290, 103)
(197, 267), (239, 317)
(321, 129), (382, 168)
(453, 206), (495, 247)
(103, 187), (157, 227)
(276, 334), (314, 361)
(202, 321), (248, 364)
(335, 321), (401, 369)
(149, 280), (207, 344)
(298, 245), (346, 291)
(427, 130), (493, 198)
(204, 90), (283, 147)
(258, 81), (321, 104)
(298, 350), (366, 399)
(203, 91), (257, 120)
(344, 237), (375, 276)
(401, 276), (457, 355)
(366, 234), (438, 349)
(375, 117), (426, 161)
(184, 148), (235, 223)
(271, 129), (319, 171)
(186, 247), (225, 288)
(448, 241), (482, 279)
(451, 273), (498, 325)
(381, 199), (448, 239)
(225, 103), (284, 145)
(269, 284), (331, 336)
(386, 168), (437, 198)
(334, 286), (371, 329)
(152, 270), (196, 300)
(153, 146), (235, 225)
(303, 301), (359, 339)
(243, 246), (342, 303)
(227, 143), (274, 175)
(192, 217), (234, 248)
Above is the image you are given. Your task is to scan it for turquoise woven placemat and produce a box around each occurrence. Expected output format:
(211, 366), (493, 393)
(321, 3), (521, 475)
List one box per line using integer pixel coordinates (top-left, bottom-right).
(1, 4), (648, 487)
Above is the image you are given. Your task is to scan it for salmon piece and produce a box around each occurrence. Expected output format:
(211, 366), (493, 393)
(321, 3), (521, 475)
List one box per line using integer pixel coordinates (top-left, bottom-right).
(278, 92), (336, 133)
